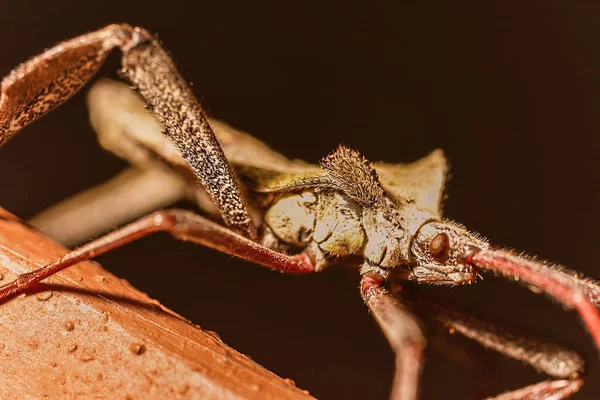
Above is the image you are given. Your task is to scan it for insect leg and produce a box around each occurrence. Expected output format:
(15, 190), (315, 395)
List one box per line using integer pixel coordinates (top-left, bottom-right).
(464, 249), (600, 352)
(0, 24), (256, 239)
(485, 380), (582, 400)
(0, 209), (313, 302)
(424, 299), (583, 399)
(360, 275), (425, 400)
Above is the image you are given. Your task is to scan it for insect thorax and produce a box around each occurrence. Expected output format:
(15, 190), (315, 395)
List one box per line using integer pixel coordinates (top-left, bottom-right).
(261, 189), (433, 272)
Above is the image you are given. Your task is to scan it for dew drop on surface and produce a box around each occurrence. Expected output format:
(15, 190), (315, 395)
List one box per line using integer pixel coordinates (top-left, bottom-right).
(67, 344), (78, 353)
(448, 327), (456, 334)
(178, 383), (190, 395)
(36, 291), (53, 301)
(284, 378), (296, 387)
(302, 390), (310, 395)
(206, 330), (222, 342)
(64, 321), (75, 331)
(130, 342), (146, 355)
(249, 384), (260, 392)
(80, 349), (96, 362)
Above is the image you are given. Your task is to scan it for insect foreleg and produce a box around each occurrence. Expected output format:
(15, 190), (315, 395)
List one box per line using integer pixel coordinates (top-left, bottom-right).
(0, 24), (256, 239)
(464, 249), (600, 352)
(0, 209), (313, 302)
(360, 275), (425, 400)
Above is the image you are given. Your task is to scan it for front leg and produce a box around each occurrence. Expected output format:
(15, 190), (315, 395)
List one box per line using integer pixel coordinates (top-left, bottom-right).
(360, 274), (426, 400)
(0, 24), (255, 239)
(0, 209), (313, 302)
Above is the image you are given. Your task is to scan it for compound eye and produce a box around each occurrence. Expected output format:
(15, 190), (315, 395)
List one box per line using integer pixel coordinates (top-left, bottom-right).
(429, 233), (449, 259)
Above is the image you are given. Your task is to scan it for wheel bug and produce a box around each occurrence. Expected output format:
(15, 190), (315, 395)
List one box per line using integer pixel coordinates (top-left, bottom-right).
(1, 24), (599, 399)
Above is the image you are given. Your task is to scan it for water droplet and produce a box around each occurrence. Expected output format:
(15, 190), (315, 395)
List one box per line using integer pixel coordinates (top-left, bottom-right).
(67, 344), (78, 353)
(36, 291), (53, 301)
(79, 349), (96, 362)
(249, 384), (260, 392)
(64, 321), (75, 331)
(206, 330), (222, 342)
(193, 365), (207, 373)
(178, 383), (190, 395)
(130, 342), (146, 355)
(302, 390), (310, 395)
(284, 378), (296, 387)
(448, 327), (456, 334)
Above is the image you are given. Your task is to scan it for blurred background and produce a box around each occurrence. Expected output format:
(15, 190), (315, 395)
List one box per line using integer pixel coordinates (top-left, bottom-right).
(0, 1), (598, 399)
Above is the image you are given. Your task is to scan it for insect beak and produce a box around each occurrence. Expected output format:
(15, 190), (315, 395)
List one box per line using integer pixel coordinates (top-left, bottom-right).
(392, 263), (479, 286)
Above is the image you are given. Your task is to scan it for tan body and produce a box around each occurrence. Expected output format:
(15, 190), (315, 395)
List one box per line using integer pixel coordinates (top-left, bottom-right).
(33, 79), (449, 275)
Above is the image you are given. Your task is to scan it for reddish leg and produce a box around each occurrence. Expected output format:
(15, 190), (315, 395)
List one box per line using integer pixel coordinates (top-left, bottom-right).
(464, 249), (600, 352)
(554, 267), (600, 308)
(420, 298), (583, 399)
(361, 275), (426, 400)
(0, 209), (313, 301)
(489, 380), (582, 400)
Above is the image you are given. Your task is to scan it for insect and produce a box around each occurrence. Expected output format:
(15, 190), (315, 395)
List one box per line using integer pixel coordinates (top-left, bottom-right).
(1, 24), (599, 399)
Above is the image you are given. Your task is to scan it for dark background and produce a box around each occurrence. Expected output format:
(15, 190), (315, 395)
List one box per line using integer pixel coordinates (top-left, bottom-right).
(0, 1), (598, 399)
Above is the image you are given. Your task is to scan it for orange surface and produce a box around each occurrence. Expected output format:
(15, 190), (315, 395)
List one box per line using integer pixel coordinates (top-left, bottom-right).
(0, 208), (312, 399)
